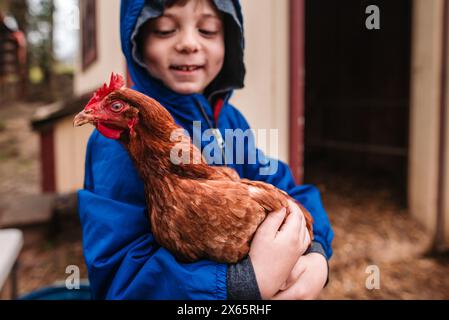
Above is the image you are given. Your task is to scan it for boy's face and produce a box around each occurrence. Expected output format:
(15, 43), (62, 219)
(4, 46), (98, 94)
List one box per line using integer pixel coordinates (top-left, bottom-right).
(143, 0), (225, 95)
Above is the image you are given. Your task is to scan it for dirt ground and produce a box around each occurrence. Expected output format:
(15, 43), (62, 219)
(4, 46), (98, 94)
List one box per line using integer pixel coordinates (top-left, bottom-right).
(0, 102), (448, 299)
(309, 170), (449, 299)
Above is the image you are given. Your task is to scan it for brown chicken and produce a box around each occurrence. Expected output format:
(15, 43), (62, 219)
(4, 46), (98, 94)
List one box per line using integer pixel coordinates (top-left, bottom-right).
(74, 73), (313, 263)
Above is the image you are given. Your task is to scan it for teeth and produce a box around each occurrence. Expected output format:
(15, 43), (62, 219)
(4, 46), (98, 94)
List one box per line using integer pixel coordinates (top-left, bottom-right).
(173, 65), (200, 71)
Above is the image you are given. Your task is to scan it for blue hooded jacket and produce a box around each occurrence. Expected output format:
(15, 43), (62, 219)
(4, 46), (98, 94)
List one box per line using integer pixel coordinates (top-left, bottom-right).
(78, 0), (334, 299)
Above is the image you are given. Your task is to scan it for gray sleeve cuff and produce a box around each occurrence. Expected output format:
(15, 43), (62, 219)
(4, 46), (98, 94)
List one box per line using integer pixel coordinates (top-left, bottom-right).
(306, 241), (330, 287)
(227, 255), (262, 300)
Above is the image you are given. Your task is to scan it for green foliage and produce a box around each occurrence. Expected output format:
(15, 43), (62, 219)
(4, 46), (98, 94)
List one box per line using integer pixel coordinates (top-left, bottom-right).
(29, 66), (44, 83)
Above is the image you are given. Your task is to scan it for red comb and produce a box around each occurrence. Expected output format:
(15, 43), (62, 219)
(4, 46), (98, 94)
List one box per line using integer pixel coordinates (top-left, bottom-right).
(86, 73), (125, 108)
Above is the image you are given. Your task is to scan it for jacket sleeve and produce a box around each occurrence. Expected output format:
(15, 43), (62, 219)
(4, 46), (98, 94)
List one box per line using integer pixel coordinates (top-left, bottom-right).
(78, 130), (227, 299)
(228, 107), (334, 259)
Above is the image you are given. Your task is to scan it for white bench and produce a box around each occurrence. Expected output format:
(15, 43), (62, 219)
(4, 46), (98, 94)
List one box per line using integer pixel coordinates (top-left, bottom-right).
(0, 229), (23, 298)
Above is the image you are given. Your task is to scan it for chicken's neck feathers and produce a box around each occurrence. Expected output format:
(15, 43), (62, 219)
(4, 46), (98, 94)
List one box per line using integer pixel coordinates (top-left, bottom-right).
(113, 88), (216, 197)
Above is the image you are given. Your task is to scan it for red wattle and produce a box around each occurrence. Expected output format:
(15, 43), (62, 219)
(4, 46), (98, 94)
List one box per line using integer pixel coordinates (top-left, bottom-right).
(97, 122), (124, 139)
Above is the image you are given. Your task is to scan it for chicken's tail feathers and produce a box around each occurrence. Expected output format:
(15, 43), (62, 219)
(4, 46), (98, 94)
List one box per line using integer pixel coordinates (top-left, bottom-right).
(241, 179), (314, 240)
(241, 179), (289, 212)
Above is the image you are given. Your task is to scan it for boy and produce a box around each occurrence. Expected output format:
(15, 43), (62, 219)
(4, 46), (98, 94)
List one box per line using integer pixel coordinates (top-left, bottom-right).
(78, 0), (334, 299)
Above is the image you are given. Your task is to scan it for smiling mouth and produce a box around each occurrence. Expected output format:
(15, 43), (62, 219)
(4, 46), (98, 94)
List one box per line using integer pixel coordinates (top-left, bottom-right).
(170, 65), (204, 72)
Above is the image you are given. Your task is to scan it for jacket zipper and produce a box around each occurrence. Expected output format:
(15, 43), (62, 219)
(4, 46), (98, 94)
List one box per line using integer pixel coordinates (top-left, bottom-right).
(194, 98), (227, 166)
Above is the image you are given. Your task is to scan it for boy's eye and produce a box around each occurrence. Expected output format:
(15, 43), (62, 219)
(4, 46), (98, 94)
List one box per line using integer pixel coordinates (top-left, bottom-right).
(153, 29), (176, 36)
(199, 29), (219, 36)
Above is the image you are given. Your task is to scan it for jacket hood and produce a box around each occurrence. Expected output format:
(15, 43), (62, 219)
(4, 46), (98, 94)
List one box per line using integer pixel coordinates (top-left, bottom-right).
(120, 0), (245, 104)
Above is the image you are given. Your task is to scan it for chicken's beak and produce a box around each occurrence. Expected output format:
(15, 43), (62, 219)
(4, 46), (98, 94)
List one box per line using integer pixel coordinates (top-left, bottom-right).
(73, 110), (94, 127)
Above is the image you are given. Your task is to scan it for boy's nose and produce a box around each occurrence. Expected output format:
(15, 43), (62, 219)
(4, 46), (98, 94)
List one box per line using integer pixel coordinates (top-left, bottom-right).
(175, 31), (200, 53)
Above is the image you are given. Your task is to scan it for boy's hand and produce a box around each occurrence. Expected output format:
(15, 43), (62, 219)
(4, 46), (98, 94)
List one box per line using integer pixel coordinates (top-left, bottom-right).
(249, 200), (311, 299)
(272, 252), (328, 300)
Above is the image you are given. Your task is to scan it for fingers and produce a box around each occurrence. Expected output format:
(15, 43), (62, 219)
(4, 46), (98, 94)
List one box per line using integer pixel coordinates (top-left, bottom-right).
(298, 210), (309, 241)
(278, 201), (302, 237)
(279, 255), (307, 291)
(303, 221), (311, 247)
(272, 288), (296, 300)
(292, 200), (311, 250)
(271, 291), (287, 300)
(257, 207), (287, 239)
(279, 281), (289, 291)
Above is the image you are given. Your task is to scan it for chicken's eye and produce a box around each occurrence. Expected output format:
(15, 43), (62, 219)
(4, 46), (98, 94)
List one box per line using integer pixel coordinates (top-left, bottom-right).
(110, 102), (124, 112)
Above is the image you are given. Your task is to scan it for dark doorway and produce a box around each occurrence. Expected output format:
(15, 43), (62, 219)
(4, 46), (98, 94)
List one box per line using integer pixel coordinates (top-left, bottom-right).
(304, 0), (412, 203)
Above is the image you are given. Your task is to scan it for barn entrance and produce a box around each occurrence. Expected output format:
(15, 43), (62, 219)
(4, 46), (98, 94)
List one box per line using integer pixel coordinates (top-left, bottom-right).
(303, 0), (412, 205)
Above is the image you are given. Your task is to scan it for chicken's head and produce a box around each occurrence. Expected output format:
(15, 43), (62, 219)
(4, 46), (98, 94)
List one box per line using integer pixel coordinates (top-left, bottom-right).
(73, 73), (139, 139)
